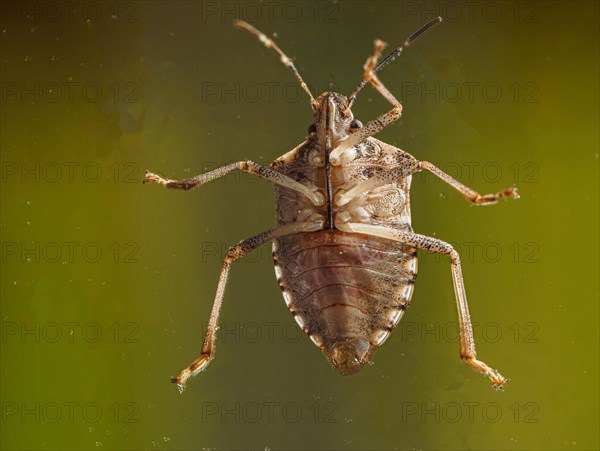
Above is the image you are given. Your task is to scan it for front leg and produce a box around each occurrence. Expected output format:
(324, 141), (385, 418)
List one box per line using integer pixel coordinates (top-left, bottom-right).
(359, 39), (404, 110)
(334, 220), (508, 389)
(329, 107), (403, 165)
(346, 39), (404, 112)
(345, 17), (443, 113)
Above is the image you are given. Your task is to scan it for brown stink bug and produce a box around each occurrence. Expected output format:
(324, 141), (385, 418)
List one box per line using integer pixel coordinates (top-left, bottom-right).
(144, 17), (519, 393)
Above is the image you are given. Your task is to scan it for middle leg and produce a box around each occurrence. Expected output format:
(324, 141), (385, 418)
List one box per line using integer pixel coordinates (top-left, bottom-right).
(144, 160), (324, 206)
(420, 161), (519, 205)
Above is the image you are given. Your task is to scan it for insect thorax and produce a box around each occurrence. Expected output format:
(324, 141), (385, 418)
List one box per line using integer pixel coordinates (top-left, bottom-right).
(271, 137), (415, 230)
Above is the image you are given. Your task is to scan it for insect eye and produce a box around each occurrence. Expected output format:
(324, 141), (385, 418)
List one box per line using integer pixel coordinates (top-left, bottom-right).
(308, 123), (317, 135)
(350, 119), (363, 131)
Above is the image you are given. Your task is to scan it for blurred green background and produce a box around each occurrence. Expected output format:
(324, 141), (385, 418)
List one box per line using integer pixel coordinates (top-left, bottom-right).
(1, 1), (598, 449)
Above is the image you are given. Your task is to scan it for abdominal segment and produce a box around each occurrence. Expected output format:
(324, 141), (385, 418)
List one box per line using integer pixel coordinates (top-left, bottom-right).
(273, 230), (417, 371)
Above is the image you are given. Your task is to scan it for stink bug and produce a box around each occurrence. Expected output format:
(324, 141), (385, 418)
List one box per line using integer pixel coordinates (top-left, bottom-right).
(144, 17), (519, 392)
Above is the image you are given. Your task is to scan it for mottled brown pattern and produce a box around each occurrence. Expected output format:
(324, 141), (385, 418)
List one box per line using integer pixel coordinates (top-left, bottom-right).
(146, 18), (515, 391)
(271, 93), (421, 374)
(274, 231), (416, 347)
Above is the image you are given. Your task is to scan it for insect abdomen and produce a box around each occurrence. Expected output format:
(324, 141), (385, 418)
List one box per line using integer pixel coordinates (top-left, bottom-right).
(273, 230), (417, 374)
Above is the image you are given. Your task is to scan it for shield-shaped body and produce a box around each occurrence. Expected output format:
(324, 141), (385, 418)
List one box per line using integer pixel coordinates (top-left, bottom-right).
(272, 93), (419, 374)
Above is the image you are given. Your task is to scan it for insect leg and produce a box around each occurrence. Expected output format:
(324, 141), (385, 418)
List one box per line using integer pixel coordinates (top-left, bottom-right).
(346, 18), (443, 112)
(420, 161), (519, 205)
(363, 40), (404, 109)
(329, 106), (403, 165)
(144, 161), (324, 206)
(171, 220), (325, 393)
(334, 220), (508, 389)
(346, 39), (403, 112)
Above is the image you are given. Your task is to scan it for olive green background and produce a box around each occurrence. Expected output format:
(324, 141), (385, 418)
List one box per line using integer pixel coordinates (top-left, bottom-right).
(1, 1), (598, 450)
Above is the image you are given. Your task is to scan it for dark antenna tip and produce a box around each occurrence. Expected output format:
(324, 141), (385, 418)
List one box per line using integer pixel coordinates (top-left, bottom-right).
(406, 16), (443, 45)
(346, 17), (444, 110)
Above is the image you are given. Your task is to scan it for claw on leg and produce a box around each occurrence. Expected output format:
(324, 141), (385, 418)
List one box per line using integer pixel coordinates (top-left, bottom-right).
(143, 170), (168, 185)
(171, 353), (212, 394)
(143, 170), (196, 190)
(472, 184), (520, 205)
(465, 356), (508, 390)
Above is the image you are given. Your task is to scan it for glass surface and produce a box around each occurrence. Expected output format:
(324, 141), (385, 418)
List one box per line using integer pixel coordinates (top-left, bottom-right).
(1, 1), (598, 449)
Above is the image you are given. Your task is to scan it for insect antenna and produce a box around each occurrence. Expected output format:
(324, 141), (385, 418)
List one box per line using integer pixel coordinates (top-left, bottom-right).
(346, 16), (443, 110)
(235, 20), (318, 110)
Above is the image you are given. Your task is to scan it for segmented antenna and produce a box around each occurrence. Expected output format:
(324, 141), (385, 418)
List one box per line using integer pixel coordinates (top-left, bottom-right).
(235, 20), (318, 110)
(346, 16), (443, 110)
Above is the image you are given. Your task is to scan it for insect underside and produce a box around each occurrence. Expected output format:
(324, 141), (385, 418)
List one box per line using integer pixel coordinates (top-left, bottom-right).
(144, 17), (519, 393)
